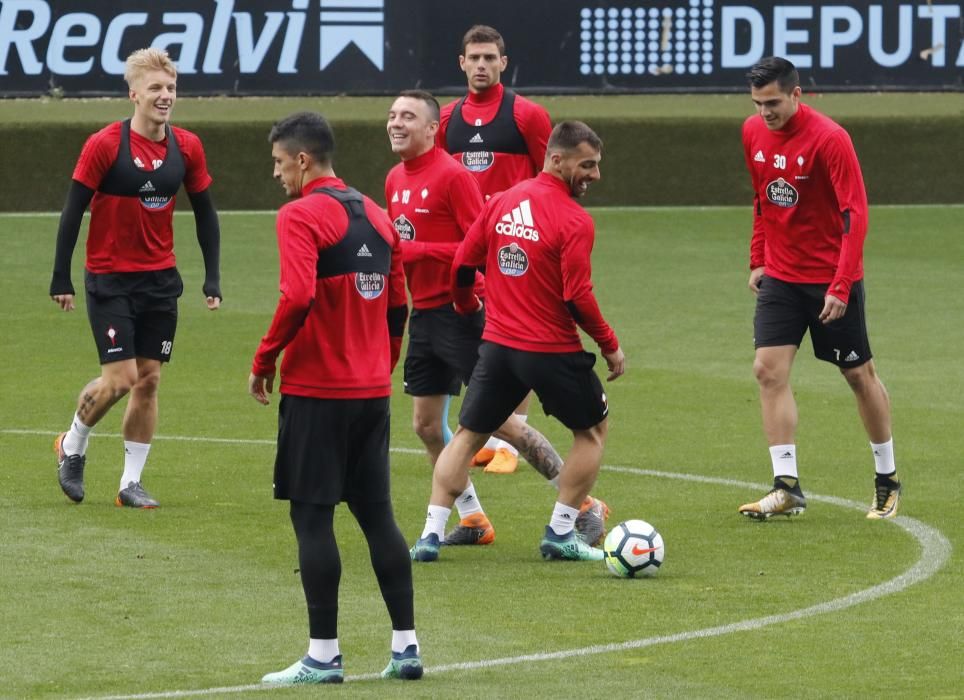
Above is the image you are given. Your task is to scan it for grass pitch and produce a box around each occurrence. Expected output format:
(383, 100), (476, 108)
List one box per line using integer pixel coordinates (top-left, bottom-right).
(0, 205), (961, 698)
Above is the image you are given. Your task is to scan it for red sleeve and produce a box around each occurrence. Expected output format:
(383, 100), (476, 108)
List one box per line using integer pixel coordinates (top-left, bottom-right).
(251, 206), (318, 375)
(562, 216), (618, 354)
(400, 240), (461, 265)
(450, 168), (485, 235)
(451, 205), (490, 314)
(824, 129), (868, 302)
(743, 122), (766, 270)
(436, 101), (455, 152)
(515, 99), (552, 172)
(72, 126), (116, 190)
(176, 129), (214, 194)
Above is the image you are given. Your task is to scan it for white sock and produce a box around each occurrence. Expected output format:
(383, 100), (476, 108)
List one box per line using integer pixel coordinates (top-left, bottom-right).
(495, 414), (526, 456)
(62, 413), (92, 455)
(548, 501), (580, 536)
(769, 444), (798, 479)
(871, 438), (896, 476)
(483, 436), (499, 450)
(391, 630), (419, 655)
(308, 638), (340, 664)
(420, 505), (451, 540)
(120, 441), (151, 489)
(454, 482), (484, 519)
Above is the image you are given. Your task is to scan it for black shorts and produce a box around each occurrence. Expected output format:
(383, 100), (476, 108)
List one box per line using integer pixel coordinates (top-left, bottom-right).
(403, 304), (485, 397)
(459, 342), (609, 433)
(274, 395), (391, 505)
(754, 275), (873, 368)
(85, 268), (183, 365)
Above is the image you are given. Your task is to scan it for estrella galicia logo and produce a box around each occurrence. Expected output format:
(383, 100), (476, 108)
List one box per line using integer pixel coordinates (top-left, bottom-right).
(497, 242), (528, 277)
(461, 150), (494, 172)
(393, 213), (415, 241)
(140, 195), (173, 210)
(355, 271), (385, 299)
(766, 178), (798, 208)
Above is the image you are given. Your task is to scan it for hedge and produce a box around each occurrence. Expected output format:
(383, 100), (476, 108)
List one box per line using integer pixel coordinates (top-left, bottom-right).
(1, 115), (959, 211)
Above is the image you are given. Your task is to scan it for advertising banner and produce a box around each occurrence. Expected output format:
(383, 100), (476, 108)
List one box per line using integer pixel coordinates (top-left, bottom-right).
(0, 0), (960, 96)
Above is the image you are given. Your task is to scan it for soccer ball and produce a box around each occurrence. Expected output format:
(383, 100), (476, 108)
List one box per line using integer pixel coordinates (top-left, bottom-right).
(603, 519), (664, 578)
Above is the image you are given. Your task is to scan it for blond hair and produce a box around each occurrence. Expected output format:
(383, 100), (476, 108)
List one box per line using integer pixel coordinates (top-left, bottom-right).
(124, 48), (176, 87)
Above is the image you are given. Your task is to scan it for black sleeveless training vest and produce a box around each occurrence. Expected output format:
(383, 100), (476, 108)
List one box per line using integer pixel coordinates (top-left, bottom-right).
(98, 119), (185, 199)
(445, 88), (528, 155)
(312, 187), (391, 279)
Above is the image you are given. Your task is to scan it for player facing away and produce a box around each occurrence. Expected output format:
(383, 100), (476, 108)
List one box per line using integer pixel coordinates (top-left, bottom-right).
(385, 90), (610, 548)
(250, 112), (421, 684)
(49, 48), (221, 508)
(738, 57), (901, 521)
(410, 121), (626, 563)
(437, 24), (554, 474)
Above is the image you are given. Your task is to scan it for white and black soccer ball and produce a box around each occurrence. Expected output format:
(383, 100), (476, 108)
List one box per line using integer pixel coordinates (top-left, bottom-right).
(603, 519), (664, 578)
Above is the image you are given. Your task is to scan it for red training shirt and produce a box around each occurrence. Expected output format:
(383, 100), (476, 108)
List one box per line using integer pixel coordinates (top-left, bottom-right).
(743, 102), (868, 302)
(73, 121), (212, 273)
(384, 145), (485, 309)
(452, 172), (618, 355)
(252, 177), (407, 399)
(438, 83), (552, 199)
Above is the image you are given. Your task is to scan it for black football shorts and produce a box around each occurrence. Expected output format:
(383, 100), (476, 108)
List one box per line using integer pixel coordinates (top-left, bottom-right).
(403, 304), (484, 396)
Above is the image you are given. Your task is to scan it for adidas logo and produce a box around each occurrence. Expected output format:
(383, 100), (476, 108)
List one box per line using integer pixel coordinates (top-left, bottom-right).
(494, 199), (539, 241)
(753, 150), (765, 163)
(780, 451), (793, 459)
(469, 132), (484, 144)
(139, 180), (155, 193)
(357, 244), (372, 257)
(844, 351), (860, 362)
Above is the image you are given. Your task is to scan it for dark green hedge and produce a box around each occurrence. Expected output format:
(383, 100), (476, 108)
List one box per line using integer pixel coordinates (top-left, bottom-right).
(1, 115), (959, 211)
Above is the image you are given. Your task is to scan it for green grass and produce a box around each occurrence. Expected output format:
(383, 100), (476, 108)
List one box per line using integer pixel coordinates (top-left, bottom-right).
(1, 91), (961, 125)
(1, 206), (961, 698)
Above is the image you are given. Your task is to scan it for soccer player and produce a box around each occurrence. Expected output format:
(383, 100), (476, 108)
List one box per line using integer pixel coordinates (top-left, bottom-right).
(738, 57), (901, 521)
(250, 112), (421, 684)
(437, 24), (553, 474)
(410, 121), (625, 563)
(49, 48), (221, 509)
(385, 90), (609, 548)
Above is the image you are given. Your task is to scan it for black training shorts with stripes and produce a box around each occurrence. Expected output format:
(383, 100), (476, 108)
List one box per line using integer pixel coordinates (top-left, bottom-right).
(754, 275), (873, 368)
(273, 395), (391, 505)
(459, 341), (609, 434)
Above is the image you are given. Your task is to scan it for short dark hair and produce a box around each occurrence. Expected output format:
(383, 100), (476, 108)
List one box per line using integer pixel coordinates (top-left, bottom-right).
(268, 111), (334, 165)
(746, 56), (800, 92)
(397, 89), (440, 122)
(547, 121), (603, 154)
(461, 25), (505, 55)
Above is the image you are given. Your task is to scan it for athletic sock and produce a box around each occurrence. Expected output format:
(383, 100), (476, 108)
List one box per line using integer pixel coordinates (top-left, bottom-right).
(871, 438), (896, 476)
(548, 501), (580, 536)
(62, 413), (92, 456)
(307, 638), (340, 664)
(769, 444), (798, 479)
(420, 505), (451, 540)
(120, 441), (151, 489)
(391, 630), (418, 655)
(494, 414), (526, 456)
(482, 436), (499, 451)
(454, 482), (484, 519)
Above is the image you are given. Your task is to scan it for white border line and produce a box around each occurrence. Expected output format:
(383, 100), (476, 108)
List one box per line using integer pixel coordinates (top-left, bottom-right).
(2, 429), (951, 699)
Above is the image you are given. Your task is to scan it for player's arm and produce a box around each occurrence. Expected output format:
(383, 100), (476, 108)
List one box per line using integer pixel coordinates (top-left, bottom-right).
(187, 188), (222, 308)
(561, 218), (622, 379)
(518, 100), (552, 171)
(50, 180), (95, 310)
(250, 208), (318, 402)
(742, 126), (766, 294)
(386, 229), (409, 372)
(824, 129), (869, 306)
(451, 210), (489, 314)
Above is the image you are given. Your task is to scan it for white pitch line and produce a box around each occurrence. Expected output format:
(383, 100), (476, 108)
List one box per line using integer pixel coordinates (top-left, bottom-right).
(2, 429), (951, 700)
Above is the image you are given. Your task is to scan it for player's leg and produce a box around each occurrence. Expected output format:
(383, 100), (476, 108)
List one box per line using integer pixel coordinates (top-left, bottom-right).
(740, 276), (808, 519)
(262, 500), (345, 685)
(412, 394), (449, 465)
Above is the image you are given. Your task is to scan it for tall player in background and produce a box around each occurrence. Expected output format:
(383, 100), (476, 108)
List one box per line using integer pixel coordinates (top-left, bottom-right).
(49, 48), (221, 509)
(386, 90), (608, 549)
(437, 24), (553, 475)
(738, 57), (901, 521)
(410, 121), (624, 564)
